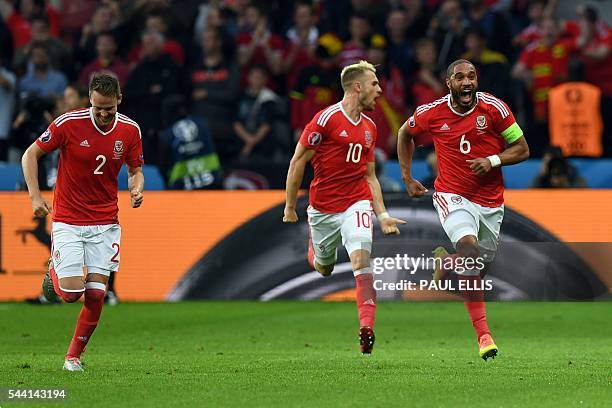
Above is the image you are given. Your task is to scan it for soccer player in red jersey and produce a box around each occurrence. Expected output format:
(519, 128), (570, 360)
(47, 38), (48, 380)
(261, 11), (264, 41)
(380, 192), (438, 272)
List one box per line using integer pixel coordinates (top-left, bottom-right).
(283, 61), (405, 354)
(397, 60), (530, 360)
(21, 73), (144, 371)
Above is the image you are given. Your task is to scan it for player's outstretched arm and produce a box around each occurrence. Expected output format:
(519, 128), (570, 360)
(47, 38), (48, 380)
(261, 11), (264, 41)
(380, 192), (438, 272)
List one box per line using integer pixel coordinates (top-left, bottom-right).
(127, 165), (144, 208)
(21, 142), (52, 217)
(467, 136), (530, 176)
(366, 162), (406, 235)
(397, 120), (428, 197)
(283, 142), (315, 223)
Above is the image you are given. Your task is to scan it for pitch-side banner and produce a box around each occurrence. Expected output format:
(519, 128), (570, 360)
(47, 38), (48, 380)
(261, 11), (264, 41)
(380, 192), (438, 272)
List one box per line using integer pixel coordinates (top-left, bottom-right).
(0, 191), (610, 301)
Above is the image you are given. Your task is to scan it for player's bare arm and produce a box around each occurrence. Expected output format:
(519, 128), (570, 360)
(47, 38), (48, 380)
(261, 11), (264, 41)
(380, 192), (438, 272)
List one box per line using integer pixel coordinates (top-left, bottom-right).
(283, 142), (315, 223)
(397, 120), (428, 197)
(467, 136), (530, 176)
(21, 142), (53, 217)
(366, 162), (406, 235)
(127, 165), (144, 208)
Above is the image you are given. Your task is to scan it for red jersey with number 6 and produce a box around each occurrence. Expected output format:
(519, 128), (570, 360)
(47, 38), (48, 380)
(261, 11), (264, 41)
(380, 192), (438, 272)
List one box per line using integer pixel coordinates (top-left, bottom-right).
(35, 108), (144, 225)
(299, 102), (377, 213)
(409, 92), (520, 207)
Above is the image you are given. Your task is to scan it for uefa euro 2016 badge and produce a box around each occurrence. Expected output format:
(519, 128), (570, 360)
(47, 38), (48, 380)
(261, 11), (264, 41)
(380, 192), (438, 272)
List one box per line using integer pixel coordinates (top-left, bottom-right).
(113, 140), (124, 159)
(476, 115), (487, 130)
(308, 132), (322, 147)
(364, 131), (372, 148)
(39, 129), (52, 143)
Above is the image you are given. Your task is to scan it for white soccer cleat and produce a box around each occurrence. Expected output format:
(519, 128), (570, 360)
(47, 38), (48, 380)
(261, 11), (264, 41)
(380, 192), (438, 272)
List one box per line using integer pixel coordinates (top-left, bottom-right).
(63, 357), (84, 372)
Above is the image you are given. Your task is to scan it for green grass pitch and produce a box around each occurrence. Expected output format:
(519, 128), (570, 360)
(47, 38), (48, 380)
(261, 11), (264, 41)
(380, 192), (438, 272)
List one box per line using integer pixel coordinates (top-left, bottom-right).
(1, 301), (611, 407)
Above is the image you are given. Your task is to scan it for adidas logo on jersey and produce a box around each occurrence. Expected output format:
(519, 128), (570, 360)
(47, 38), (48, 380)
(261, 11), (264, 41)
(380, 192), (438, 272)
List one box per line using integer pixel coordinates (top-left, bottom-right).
(440, 123), (450, 131)
(339, 130), (348, 137)
(80, 140), (90, 147)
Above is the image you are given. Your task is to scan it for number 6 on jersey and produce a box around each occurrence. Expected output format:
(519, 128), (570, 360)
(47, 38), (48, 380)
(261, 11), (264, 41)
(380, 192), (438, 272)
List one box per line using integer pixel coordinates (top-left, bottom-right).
(460, 134), (471, 154)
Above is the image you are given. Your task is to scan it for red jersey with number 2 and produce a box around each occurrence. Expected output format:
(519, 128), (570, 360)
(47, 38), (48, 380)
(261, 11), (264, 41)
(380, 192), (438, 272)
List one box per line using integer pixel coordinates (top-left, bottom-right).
(409, 92), (518, 207)
(35, 108), (144, 225)
(299, 102), (377, 213)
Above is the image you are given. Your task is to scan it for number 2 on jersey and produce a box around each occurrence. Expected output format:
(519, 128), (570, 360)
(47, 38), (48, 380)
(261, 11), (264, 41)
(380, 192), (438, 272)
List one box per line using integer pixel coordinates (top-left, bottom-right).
(459, 134), (471, 154)
(94, 155), (106, 175)
(346, 143), (363, 163)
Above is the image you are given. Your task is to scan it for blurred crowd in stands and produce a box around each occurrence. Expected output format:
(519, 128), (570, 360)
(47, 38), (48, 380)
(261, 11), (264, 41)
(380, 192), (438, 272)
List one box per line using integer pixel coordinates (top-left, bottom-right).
(0, 0), (610, 190)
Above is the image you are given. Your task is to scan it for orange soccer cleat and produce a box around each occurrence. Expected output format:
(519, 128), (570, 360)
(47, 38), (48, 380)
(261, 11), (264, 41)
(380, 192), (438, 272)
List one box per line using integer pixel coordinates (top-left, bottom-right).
(478, 333), (498, 361)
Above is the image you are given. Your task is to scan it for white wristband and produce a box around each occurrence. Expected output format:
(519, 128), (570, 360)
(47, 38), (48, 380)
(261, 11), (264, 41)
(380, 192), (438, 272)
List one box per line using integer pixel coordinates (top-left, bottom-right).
(377, 211), (390, 221)
(487, 155), (502, 168)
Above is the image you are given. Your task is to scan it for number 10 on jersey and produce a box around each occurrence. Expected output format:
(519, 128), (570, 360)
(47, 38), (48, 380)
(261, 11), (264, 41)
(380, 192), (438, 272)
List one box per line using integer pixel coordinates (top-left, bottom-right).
(346, 143), (363, 163)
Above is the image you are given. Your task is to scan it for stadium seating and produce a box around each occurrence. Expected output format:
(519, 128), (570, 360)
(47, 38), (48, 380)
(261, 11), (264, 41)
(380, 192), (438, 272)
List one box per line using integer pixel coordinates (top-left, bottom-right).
(384, 159), (612, 189)
(1, 160), (610, 190)
(117, 165), (165, 191)
(0, 164), (24, 190)
(0, 164), (166, 191)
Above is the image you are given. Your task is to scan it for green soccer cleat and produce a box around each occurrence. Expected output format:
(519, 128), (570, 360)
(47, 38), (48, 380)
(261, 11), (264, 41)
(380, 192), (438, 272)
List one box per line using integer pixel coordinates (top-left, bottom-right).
(478, 333), (498, 361)
(432, 246), (449, 282)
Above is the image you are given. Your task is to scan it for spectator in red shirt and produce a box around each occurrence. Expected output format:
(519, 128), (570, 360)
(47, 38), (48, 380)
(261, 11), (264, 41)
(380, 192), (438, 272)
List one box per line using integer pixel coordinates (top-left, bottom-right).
(571, 6), (612, 157)
(513, 18), (571, 119)
(128, 12), (185, 69)
(0, 0), (60, 50)
(513, 17), (571, 156)
(411, 38), (446, 108)
(337, 13), (370, 68)
(12, 14), (71, 76)
(75, 4), (119, 67)
(282, 1), (319, 90)
(236, 3), (284, 86)
(79, 31), (129, 88)
(513, 0), (548, 49)
(571, 6), (612, 98)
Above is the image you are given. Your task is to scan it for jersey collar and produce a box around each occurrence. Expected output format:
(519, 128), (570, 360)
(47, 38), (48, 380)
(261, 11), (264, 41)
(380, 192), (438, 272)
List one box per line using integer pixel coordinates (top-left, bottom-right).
(447, 93), (479, 117)
(339, 102), (362, 126)
(89, 107), (118, 135)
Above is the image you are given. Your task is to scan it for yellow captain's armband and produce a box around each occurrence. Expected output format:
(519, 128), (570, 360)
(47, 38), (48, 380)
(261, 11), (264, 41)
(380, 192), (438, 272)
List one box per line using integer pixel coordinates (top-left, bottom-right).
(501, 122), (523, 143)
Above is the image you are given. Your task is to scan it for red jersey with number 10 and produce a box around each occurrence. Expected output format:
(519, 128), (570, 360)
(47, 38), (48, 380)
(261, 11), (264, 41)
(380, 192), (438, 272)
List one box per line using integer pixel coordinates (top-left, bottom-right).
(299, 102), (377, 213)
(35, 108), (144, 225)
(409, 92), (519, 207)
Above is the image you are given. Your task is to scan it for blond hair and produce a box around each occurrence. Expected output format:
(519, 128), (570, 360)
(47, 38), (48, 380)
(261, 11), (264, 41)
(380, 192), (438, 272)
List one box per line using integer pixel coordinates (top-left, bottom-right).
(340, 60), (376, 92)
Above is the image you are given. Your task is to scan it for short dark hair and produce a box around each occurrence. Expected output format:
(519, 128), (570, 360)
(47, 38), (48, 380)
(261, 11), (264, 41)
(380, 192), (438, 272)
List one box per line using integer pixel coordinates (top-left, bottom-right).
(29, 41), (49, 54)
(97, 30), (116, 42)
(464, 26), (486, 40)
(30, 13), (49, 26)
(446, 59), (475, 79)
(584, 6), (598, 24)
(89, 73), (121, 98)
